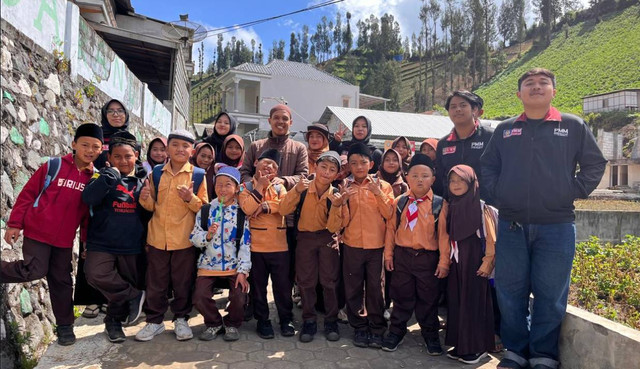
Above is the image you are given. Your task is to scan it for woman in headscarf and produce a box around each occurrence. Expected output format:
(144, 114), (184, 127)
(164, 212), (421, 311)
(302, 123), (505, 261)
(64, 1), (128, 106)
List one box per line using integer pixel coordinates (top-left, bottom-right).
(391, 136), (413, 177)
(203, 112), (237, 160)
(94, 99), (130, 169)
(420, 138), (438, 162)
(332, 116), (383, 174)
(377, 149), (408, 198)
(215, 134), (245, 171)
(190, 142), (216, 200)
(445, 164), (496, 364)
(305, 123), (330, 175)
(142, 137), (168, 175)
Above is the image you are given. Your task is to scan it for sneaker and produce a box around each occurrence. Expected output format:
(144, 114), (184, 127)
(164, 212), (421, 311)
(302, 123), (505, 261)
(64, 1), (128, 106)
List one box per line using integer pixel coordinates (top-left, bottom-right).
(324, 321), (340, 342)
(126, 291), (145, 326)
(352, 330), (369, 348)
(223, 326), (240, 341)
(299, 320), (317, 343)
(56, 325), (76, 346)
(381, 332), (404, 352)
(425, 338), (443, 356)
(280, 320), (295, 337)
(198, 325), (223, 341)
(292, 285), (301, 303)
(446, 347), (459, 360)
(458, 352), (488, 365)
(174, 317), (193, 341)
(257, 319), (275, 339)
(212, 288), (224, 295)
(383, 309), (391, 321)
(105, 319), (126, 343)
(337, 309), (348, 324)
(368, 332), (383, 348)
(135, 322), (165, 342)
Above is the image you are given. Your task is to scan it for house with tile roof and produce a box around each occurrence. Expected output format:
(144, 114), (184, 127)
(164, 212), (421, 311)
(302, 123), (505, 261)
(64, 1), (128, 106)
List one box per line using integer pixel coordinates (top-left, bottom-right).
(216, 59), (361, 134)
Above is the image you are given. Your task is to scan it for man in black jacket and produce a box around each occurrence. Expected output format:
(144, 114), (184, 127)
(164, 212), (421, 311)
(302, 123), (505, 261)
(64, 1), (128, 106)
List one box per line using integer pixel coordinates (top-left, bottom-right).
(481, 68), (606, 369)
(434, 90), (494, 204)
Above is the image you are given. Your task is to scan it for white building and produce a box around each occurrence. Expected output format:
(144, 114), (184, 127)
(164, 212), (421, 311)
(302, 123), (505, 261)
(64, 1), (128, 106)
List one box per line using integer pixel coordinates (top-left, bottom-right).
(217, 60), (363, 135)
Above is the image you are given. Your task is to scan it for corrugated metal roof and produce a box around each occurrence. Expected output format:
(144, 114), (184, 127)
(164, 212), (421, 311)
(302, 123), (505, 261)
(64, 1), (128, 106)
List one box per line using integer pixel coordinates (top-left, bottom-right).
(319, 106), (500, 141)
(233, 60), (352, 86)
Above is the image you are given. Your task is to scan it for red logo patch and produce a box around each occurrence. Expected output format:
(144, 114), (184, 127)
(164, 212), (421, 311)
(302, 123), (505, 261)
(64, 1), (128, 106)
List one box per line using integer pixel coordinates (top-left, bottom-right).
(443, 146), (456, 155)
(116, 184), (136, 199)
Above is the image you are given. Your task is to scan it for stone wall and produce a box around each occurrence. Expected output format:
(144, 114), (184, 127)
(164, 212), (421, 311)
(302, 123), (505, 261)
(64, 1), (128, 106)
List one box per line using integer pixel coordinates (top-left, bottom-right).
(0, 19), (164, 366)
(575, 210), (640, 242)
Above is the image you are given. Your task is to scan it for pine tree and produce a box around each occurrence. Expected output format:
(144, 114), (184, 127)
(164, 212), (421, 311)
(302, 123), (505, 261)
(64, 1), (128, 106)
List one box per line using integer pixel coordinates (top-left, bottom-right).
(343, 12), (353, 53)
(301, 25), (310, 63)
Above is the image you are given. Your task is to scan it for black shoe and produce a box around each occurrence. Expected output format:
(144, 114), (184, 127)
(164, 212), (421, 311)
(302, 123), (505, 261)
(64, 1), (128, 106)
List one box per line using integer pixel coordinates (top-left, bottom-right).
(126, 291), (145, 326)
(256, 320), (275, 339)
(352, 330), (369, 348)
(446, 347), (459, 360)
(56, 325), (76, 346)
(381, 332), (404, 352)
(299, 320), (317, 343)
(324, 321), (340, 342)
(458, 352), (488, 364)
(368, 333), (383, 349)
(105, 319), (126, 343)
(280, 320), (295, 337)
(425, 338), (443, 356)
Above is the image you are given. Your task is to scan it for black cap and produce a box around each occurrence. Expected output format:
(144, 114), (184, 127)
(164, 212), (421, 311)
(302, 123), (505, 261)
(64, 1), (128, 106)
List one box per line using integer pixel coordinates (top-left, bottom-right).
(258, 148), (281, 166)
(347, 142), (372, 160)
(408, 153), (435, 172)
(109, 131), (137, 150)
(74, 123), (104, 143)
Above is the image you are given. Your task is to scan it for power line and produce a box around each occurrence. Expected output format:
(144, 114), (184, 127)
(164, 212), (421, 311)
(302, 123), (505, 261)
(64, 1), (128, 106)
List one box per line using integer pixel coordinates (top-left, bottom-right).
(203, 0), (344, 38)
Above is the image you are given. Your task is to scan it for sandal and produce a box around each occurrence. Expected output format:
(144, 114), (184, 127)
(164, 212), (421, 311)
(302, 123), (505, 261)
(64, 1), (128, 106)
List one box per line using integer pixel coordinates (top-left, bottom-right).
(491, 334), (504, 353)
(497, 358), (526, 369)
(82, 304), (100, 319)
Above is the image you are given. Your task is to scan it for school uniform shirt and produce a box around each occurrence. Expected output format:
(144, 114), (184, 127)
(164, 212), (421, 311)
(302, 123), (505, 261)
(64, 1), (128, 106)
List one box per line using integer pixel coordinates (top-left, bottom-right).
(384, 190), (450, 271)
(82, 166), (147, 254)
(434, 121), (494, 203)
(238, 178), (288, 253)
(190, 199), (251, 277)
(341, 175), (394, 249)
(481, 107), (606, 224)
(139, 161), (209, 251)
(8, 153), (94, 248)
(279, 179), (342, 234)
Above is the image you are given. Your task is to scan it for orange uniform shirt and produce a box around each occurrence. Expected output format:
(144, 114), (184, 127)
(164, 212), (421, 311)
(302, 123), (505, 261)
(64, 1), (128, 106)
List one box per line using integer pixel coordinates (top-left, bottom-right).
(279, 180), (342, 234)
(238, 178), (288, 253)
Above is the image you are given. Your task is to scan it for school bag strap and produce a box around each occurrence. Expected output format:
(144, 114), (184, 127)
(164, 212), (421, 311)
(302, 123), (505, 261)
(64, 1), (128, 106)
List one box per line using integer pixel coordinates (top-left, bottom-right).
(199, 203), (246, 254)
(33, 157), (62, 208)
(395, 193), (443, 230)
(293, 187), (338, 230)
(199, 203), (211, 231)
(152, 164), (206, 200)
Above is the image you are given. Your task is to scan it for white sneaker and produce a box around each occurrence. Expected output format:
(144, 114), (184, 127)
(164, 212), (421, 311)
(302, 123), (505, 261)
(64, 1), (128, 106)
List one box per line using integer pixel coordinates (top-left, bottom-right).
(135, 322), (165, 342)
(384, 309), (391, 321)
(174, 318), (193, 341)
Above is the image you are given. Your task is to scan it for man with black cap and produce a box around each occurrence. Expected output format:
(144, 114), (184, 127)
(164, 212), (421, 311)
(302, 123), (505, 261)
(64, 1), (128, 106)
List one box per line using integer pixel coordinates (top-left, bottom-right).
(435, 90), (494, 204)
(238, 148), (295, 339)
(2, 123), (104, 346)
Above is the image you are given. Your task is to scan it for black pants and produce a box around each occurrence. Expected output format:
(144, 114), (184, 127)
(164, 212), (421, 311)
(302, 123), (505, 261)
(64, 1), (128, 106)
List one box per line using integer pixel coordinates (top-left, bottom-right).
(250, 251), (293, 323)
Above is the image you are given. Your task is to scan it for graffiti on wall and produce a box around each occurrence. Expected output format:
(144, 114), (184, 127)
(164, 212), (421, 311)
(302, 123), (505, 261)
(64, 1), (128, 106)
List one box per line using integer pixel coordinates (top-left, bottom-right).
(143, 87), (171, 136)
(1, 0), (67, 53)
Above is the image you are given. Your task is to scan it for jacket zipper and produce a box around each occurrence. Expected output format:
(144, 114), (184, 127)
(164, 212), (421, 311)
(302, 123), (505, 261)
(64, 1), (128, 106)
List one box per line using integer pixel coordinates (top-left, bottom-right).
(220, 207), (226, 271)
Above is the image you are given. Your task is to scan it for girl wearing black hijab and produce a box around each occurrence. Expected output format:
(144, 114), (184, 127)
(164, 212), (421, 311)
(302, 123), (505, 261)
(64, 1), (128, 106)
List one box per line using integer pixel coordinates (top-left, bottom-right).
(94, 99), (130, 169)
(331, 115), (383, 173)
(445, 165), (496, 364)
(203, 112), (237, 161)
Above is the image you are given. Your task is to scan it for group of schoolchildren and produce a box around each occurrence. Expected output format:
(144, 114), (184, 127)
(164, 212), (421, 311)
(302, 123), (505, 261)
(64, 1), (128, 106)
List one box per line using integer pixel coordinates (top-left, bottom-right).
(4, 73), (566, 367)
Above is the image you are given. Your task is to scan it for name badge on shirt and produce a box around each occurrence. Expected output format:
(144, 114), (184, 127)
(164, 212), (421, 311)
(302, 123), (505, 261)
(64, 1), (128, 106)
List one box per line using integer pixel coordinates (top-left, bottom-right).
(470, 141), (484, 149)
(503, 128), (522, 138)
(443, 146), (456, 155)
(554, 128), (569, 137)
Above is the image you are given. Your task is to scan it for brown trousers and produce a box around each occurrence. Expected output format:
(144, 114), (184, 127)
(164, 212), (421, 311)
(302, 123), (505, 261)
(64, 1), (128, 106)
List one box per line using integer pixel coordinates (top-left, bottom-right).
(389, 246), (440, 340)
(296, 231), (340, 322)
(250, 251), (293, 323)
(144, 246), (197, 324)
(1, 238), (74, 325)
(193, 274), (246, 328)
(342, 245), (386, 335)
(84, 251), (142, 321)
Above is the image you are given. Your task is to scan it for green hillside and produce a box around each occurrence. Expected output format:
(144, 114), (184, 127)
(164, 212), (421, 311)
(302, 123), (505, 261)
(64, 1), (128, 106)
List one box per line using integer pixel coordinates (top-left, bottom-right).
(475, 5), (640, 119)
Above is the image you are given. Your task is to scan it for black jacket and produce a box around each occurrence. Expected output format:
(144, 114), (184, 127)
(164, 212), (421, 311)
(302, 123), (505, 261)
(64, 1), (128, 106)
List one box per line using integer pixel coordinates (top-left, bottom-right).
(480, 108), (606, 224)
(82, 166), (147, 254)
(434, 123), (494, 203)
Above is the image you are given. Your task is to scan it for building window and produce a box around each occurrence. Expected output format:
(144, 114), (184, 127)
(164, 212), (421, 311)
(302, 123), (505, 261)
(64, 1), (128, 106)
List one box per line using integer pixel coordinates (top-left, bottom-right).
(603, 99), (609, 108)
(620, 165), (628, 186)
(343, 98), (350, 107)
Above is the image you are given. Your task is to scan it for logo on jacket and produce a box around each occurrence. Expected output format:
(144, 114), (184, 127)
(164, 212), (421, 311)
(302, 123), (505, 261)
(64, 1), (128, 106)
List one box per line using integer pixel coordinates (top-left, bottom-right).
(554, 128), (569, 137)
(470, 142), (484, 149)
(443, 146), (456, 155)
(116, 184), (136, 199)
(503, 128), (522, 138)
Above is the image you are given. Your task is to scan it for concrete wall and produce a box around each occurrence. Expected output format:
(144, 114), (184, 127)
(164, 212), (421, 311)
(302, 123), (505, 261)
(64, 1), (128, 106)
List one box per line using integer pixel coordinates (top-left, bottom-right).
(575, 210), (640, 242)
(560, 305), (640, 369)
(259, 75), (359, 133)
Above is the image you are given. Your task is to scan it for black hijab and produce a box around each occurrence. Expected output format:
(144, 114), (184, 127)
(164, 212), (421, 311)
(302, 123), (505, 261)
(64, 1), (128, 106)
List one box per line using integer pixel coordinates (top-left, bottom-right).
(204, 112), (237, 157)
(446, 165), (483, 241)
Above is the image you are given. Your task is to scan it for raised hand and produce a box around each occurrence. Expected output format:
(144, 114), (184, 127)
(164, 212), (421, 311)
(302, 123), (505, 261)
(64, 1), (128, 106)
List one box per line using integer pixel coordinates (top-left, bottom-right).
(367, 176), (382, 196)
(177, 181), (194, 202)
(341, 184), (358, 201)
(295, 174), (310, 194)
(256, 170), (270, 192)
(140, 179), (151, 201)
(206, 223), (219, 241)
(334, 124), (347, 142)
(328, 191), (345, 207)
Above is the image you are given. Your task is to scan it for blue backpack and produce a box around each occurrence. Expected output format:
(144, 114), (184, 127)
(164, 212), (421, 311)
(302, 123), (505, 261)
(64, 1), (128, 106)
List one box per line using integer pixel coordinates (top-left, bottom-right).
(33, 157), (62, 208)
(151, 164), (206, 200)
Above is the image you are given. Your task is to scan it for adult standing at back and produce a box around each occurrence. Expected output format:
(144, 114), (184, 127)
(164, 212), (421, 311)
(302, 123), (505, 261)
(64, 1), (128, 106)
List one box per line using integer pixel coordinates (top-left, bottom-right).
(434, 91), (494, 204)
(331, 116), (383, 174)
(203, 112), (237, 161)
(481, 68), (606, 369)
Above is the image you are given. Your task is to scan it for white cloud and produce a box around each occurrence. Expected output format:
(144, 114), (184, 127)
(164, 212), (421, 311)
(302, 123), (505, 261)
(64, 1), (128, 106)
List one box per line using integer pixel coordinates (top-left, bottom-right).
(191, 21), (263, 73)
(334, 0), (423, 40)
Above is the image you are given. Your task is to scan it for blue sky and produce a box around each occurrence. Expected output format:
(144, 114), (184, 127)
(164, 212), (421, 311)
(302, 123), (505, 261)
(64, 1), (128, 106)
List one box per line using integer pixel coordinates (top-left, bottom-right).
(131, 0), (591, 72)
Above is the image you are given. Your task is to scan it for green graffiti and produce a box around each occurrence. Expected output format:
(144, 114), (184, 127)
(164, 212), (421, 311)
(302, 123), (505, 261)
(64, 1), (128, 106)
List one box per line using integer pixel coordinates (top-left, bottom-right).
(9, 127), (24, 145)
(20, 288), (33, 315)
(33, 0), (59, 39)
(2, 0), (21, 6)
(135, 131), (142, 143)
(39, 118), (50, 136)
(112, 58), (124, 90)
(2, 90), (15, 102)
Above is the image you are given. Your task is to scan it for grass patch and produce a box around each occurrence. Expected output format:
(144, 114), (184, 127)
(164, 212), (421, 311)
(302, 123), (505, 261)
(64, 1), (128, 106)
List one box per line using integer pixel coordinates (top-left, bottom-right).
(574, 199), (640, 211)
(570, 236), (640, 329)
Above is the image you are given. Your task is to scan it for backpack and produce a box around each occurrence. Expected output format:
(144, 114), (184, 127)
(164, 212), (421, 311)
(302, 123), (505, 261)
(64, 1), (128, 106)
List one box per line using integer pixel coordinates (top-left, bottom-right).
(395, 194), (444, 230)
(294, 187), (339, 231)
(198, 203), (246, 254)
(151, 164), (205, 200)
(33, 157), (98, 207)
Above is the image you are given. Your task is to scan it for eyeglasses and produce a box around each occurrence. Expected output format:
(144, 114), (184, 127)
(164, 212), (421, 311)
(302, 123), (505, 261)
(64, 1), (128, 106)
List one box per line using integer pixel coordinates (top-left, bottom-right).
(107, 109), (125, 115)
